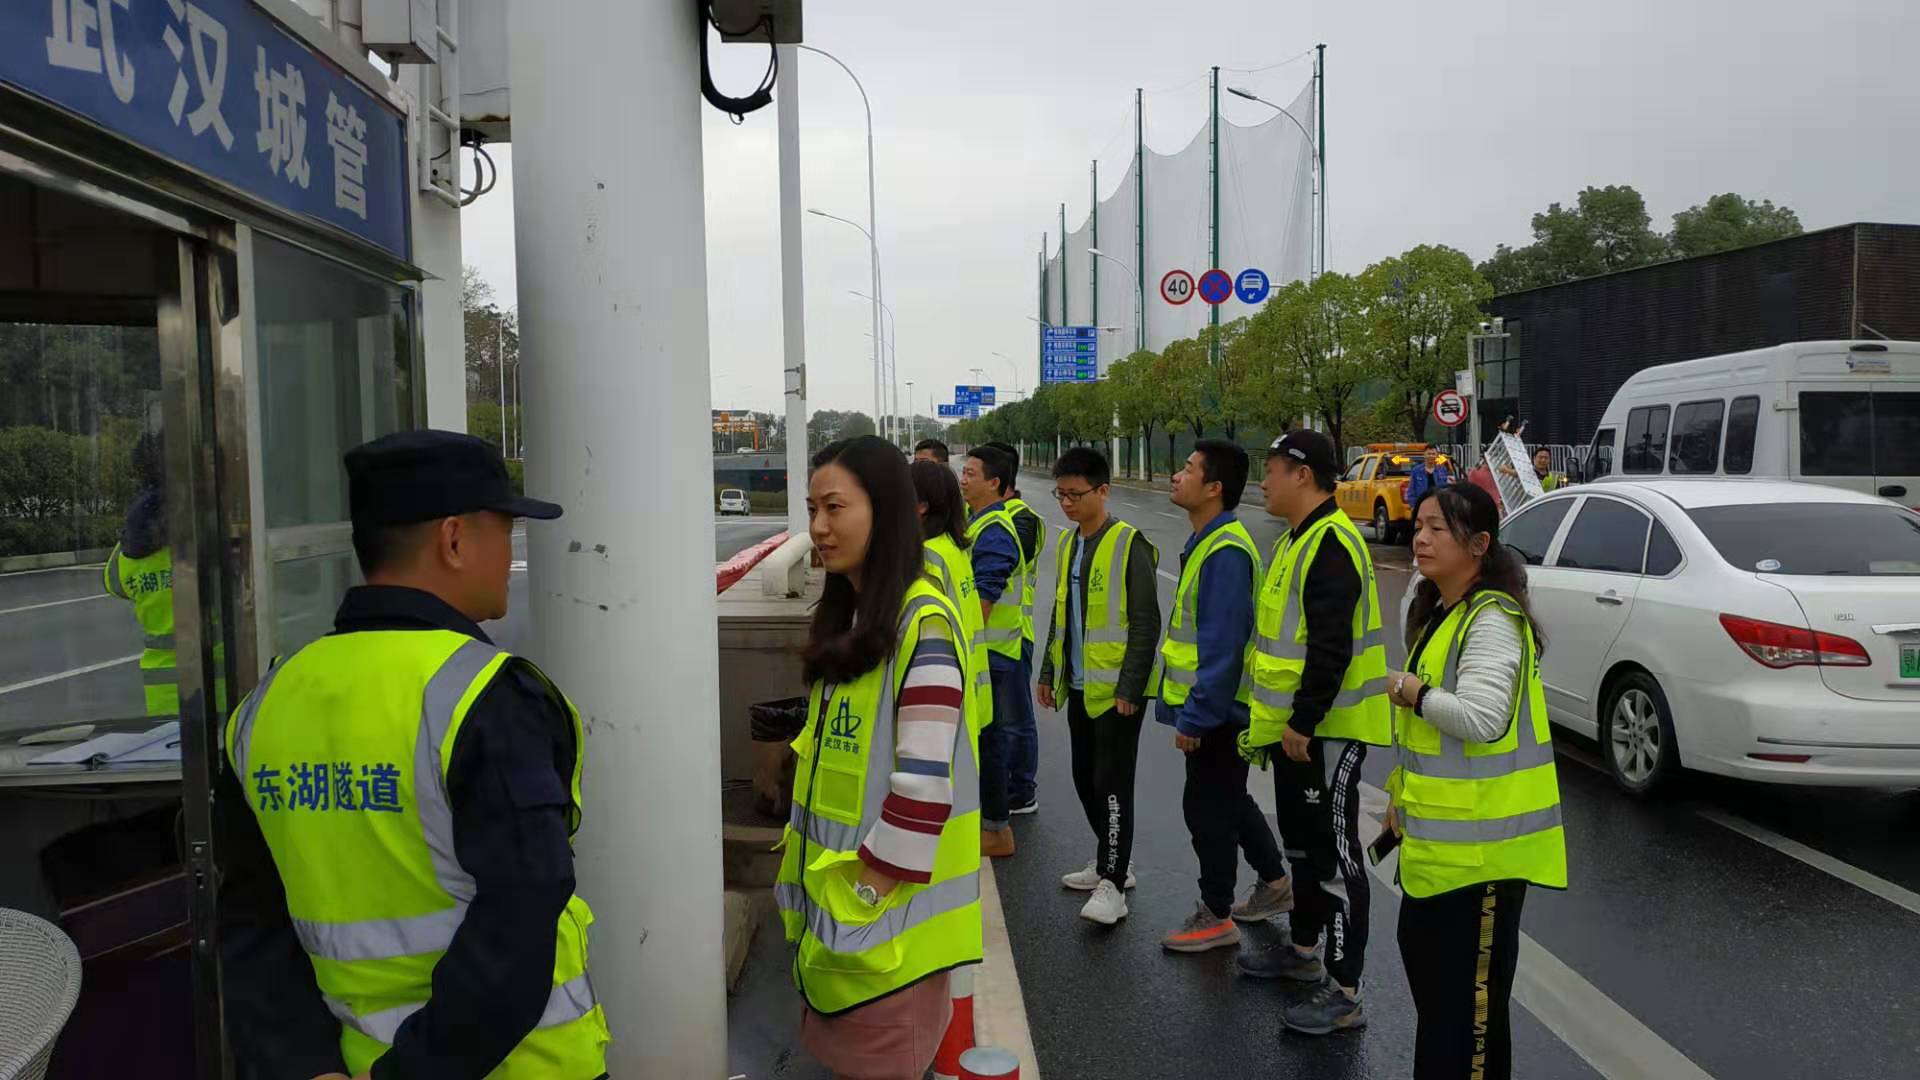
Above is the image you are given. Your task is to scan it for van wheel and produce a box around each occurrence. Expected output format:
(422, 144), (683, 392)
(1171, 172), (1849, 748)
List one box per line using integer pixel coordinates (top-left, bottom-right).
(1601, 672), (1679, 798)
(1372, 501), (1390, 542)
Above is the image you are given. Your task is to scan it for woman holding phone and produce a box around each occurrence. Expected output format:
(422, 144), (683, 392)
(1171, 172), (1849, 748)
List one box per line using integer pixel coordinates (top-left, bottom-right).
(779, 437), (983, 1080)
(1382, 483), (1567, 1080)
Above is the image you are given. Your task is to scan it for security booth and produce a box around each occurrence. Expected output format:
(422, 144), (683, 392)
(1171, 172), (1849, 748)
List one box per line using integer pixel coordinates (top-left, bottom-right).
(0, 1), (425, 1073)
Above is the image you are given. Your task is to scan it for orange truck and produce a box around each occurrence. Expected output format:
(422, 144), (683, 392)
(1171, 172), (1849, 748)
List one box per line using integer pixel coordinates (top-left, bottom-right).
(1333, 443), (1450, 543)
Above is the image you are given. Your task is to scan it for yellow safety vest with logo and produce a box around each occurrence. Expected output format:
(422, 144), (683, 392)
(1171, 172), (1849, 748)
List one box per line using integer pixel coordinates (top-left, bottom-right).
(777, 579), (984, 1015)
(965, 507), (1029, 660)
(226, 631), (610, 1077)
(104, 544), (176, 716)
(1156, 520), (1262, 707)
(1003, 497), (1045, 644)
(923, 532), (993, 732)
(1389, 590), (1567, 899)
(1248, 510), (1392, 748)
(1046, 522), (1156, 717)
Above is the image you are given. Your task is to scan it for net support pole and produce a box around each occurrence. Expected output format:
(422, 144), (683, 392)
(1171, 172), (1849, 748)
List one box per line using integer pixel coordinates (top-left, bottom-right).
(1134, 87), (1146, 356)
(1208, 65), (1220, 367)
(1059, 203), (1068, 327)
(1316, 43), (1327, 279)
(1090, 159), (1099, 367)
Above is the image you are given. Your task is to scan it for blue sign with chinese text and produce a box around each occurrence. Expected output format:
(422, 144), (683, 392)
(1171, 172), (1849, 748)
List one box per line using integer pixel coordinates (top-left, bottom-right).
(937, 403), (966, 418)
(2, 0), (410, 259)
(955, 385), (996, 408)
(1042, 325), (1099, 383)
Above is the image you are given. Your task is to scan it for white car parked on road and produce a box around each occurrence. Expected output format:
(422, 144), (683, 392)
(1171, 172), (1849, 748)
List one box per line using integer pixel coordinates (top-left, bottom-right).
(1499, 478), (1920, 795)
(717, 488), (751, 516)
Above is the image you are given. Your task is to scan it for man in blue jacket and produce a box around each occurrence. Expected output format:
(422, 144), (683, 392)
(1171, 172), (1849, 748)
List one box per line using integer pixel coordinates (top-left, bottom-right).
(1156, 440), (1293, 953)
(1405, 446), (1451, 506)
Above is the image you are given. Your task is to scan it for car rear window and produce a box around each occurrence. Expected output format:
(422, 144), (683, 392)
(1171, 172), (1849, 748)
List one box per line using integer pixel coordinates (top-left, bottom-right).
(721, 489), (745, 498)
(1688, 503), (1920, 576)
(1378, 456), (1415, 477)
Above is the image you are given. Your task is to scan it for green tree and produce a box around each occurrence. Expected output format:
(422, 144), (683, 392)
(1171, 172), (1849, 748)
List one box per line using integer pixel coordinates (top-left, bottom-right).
(806, 409), (876, 444)
(1158, 336), (1214, 467)
(1244, 274), (1375, 454)
(1362, 245), (1493, 441)
(1668, 193), (1803, 259)
(1054, 381), (1113, 446)
(1107, 350), (1168, 479)
(1476, 184), (1667, 293)
(1204, 319), (1261, 442)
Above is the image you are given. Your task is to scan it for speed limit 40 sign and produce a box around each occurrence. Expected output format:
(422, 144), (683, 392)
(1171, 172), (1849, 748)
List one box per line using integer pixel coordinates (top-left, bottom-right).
(1432, 388), (1468, 428)
(1160, 269), (1195, 306)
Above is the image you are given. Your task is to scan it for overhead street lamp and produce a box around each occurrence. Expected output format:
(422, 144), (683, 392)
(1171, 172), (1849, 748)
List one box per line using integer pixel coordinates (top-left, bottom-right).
(1226, 86), (1321, 278)
(808, 207), (888, 438)
(851, 289), (900, 441)
(798, 45), (885, 443)
(990, 351), (1022, 400)
(904, 380), (915, 444)
(1086, 247), (1143, 354)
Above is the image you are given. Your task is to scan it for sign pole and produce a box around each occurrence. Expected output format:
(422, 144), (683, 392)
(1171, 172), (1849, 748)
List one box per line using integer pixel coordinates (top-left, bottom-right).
(777, 45), (809, 539)
(1208, 66), (1221, 366)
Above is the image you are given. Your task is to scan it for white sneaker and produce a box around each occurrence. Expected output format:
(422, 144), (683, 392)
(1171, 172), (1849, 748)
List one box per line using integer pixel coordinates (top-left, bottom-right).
(1079, 879), (1129, 925)
(1061, 860), (1138, 891)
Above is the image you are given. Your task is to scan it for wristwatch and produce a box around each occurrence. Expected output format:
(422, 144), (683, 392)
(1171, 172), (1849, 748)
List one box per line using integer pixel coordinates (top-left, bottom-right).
(854, 881), (882, 907)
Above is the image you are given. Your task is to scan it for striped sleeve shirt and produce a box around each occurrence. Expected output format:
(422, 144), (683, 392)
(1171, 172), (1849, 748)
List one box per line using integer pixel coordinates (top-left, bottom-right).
(858, 615), (965, 883)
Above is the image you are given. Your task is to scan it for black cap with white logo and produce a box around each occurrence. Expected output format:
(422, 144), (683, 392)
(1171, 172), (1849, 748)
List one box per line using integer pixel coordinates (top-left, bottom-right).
(1269, 429), (1341, 482)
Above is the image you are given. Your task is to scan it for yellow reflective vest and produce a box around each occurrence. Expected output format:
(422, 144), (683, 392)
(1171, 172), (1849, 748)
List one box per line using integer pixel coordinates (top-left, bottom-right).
(1248, 509), (1392, 748)
(1157, 519), (1261, 708)
(966, 506), (1029, 660)
(105, 544), (176, 716)
(777, 579), (984, 1015)
(923, 532), (993, 731)
(1046, 521), (1155, 717)
(226, 630), (610, 1077)
(1002, 497), (1045, 645)
(1389, 590), (1568, 899)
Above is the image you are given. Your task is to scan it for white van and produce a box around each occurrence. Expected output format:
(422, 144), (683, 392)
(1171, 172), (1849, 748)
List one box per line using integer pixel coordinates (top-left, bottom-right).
(1582, 340), (1920, 508)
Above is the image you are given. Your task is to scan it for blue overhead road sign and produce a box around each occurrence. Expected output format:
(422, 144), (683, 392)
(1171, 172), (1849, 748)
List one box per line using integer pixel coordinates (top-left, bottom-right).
(1235, 268), (1271, 305)
(1041, 325), (1099, 383)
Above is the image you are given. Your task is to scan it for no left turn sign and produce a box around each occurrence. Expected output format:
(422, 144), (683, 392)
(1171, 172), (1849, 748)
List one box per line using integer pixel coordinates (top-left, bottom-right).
(1432, 388), (1468, 428)
(1160, 269), (1195, 305)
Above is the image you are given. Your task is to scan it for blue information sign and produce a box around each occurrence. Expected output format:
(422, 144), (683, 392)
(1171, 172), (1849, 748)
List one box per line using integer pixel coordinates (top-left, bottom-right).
(954, 385), (996, 407)
(3, 0), (411, 258)
(1041, 325), (1099, 383)
(1234, 268), (1271, 305)
(937, 403), (969, 419)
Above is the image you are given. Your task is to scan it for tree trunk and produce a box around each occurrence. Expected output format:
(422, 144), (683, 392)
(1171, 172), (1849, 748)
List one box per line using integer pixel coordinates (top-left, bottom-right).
(1141, 425), (1155, 480)
(1167, 430), (1177, 473)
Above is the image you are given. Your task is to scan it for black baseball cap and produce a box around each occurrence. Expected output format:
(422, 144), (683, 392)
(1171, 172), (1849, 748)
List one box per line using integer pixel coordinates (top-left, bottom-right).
(345, 430), (563, 528)
(1269, 429), (1341, 481)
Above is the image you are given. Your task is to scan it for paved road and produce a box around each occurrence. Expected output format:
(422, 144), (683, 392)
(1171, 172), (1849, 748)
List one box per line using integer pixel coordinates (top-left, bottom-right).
(998, 470), (1920, 1080)
(0, 517), (789, 734)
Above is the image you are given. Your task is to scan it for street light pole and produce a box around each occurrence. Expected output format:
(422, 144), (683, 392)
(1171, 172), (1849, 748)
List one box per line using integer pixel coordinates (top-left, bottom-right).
(1227, 86), (1320, 279)
(905, 380), (915, 445)
(798, 45), (884, 443)
(1086, 247), (1142, 356)
(808, 208), (885, 438)
(850, 289), (898, 442)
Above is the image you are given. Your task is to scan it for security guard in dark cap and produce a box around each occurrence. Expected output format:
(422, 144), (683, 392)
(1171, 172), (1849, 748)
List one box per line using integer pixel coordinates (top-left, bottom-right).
(216, 431), (611, 1080)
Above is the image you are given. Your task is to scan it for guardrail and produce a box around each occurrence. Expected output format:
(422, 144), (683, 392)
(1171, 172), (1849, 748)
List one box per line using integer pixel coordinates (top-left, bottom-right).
(715, 532), (790, 595)
(757, 532), (815, 599)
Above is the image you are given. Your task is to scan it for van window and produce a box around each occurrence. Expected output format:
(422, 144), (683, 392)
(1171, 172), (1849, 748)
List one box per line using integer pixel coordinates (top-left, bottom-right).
(1800, 391), (1873, 476)
(1668, 400), (1725, 474)
(1588, 429), (1616, 479)
(1622, 406), (1670, 474)
(1724, 396), (1760, 474)
(1878, 392), (1920, 477)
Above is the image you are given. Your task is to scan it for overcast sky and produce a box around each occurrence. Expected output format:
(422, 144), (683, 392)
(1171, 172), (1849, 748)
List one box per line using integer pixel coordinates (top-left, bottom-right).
(459, 0), (1916, 419)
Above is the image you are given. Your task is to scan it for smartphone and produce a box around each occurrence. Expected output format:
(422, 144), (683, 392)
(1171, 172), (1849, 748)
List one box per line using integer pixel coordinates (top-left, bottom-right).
(1367, 825), (1401, 866)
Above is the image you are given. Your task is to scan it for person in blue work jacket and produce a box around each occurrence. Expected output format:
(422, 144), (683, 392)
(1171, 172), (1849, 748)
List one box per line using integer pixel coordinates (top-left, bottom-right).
(983, 440), (1044, 816)
(1156, 439), (1295, 954)
(960, 445), (1025, 859)
(1406, 446), (1451, 508)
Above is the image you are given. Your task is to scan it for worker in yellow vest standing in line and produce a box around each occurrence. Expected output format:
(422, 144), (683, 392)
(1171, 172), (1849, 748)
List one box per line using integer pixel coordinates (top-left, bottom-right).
(984, 441), (1045, 817)
(960, 445), (1027, 858)
(104, 433), (177, 717)
(216, 431), (610, 1080)
(912, 459), (992, 734)
(781, 437), (982, 1079)
(1238, 430), (1393, 1037)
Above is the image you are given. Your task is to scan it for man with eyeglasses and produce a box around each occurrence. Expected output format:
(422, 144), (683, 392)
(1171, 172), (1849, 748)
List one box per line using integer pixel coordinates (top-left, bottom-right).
(1035, 449), (1161, 925)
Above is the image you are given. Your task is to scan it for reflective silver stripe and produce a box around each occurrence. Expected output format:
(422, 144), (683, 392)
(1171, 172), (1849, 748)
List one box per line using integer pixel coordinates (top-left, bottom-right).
(415, 640), (507, 905)
(1251, 684), (1291, 709)
(325, 972), (597, 1045)
(1402, 738), (1556, 780)
(777, 872), (981, 955)
(142, 665), (177, 685)
(789, 801), (864, 852)
(1256, 632), (1306, 660)
(144, 633), (176, 651)
(229, 660), (289, 778)
(1165, 624), (1197, 645)
(979, 626), (1023, 643)
(292, 905), (467, 962)
(1161, 665), (1196, 688)
(1082, 666), (1122, 682)
(1331, 676), (1388, 709)
(1085, 628), (1129, 645)
(1402, 805), (1563, 843)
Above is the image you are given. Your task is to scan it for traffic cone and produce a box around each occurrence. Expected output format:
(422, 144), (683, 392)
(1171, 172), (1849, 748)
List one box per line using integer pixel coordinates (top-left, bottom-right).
(931, 967), (976, 1080)
(958, 1046), (1021, 1080)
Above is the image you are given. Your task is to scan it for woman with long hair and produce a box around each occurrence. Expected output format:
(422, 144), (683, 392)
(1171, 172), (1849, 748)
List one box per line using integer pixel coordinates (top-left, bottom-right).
(1383, 482), (1567, 1080)
(911, 459), (991, 734)
(779, 437), (983, 1080)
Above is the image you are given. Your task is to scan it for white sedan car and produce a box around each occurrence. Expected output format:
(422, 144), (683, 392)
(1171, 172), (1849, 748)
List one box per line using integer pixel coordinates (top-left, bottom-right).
(1498, 478), (1920, 796)
(717, 488), (751, 516)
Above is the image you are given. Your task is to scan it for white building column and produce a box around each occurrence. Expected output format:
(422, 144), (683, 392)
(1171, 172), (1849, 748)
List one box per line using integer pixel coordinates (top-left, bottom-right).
(509, 1), (725, 1076)
(777, 45), (808, 537)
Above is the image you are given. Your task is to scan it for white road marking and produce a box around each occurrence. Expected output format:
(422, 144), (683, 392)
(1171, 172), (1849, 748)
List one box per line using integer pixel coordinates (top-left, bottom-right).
(510, 561), (528, 573)
(0, 594), (112, 617)
(1336, 782), (1718, 1080)
(0, 654), (141, 697)
(1158, 510), (1183, 520)
(1696, 808), (1920, 919)
(0, 563), (107, 579)
(975, 857), (1042, 1080)
(1157, 569), (1179, 584)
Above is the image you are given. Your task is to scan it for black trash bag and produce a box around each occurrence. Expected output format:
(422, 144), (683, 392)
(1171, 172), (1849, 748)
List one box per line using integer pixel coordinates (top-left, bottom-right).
(749, 696), (809, 742)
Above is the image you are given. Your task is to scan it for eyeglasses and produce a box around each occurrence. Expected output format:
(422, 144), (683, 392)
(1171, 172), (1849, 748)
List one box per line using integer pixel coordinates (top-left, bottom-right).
(1052, 487), (1098, 504)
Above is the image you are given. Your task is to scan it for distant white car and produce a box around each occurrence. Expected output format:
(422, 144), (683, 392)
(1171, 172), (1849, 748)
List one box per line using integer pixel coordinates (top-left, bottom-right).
(1499, 479), (1920, 795)
(718, 488), (750, 516)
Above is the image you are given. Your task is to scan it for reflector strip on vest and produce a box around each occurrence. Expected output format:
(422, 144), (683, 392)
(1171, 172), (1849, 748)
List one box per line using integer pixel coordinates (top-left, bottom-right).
(1402, 805), (1564, 843)
(145, 633), (175, 650)
(324, 972), (598, 1045)
(143, 667), (178, 685)
(1251, 677), (1388, 710)
(293, 906), (467, 963)
(774, 874), (980, 955)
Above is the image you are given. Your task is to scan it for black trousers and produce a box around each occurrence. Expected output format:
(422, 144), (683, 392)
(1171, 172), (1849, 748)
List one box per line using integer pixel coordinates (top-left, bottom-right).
(1183, 725), (1289, 918)
(1064, 689), (1144, 887)
(1270, 737), (1370, 988)
(1398, 878), (1529, 1080)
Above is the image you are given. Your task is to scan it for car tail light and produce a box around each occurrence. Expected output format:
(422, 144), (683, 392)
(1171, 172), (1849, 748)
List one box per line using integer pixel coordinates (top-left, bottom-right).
(1399, 481), (1410, 503)
(1717, 614), (1872, 669)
